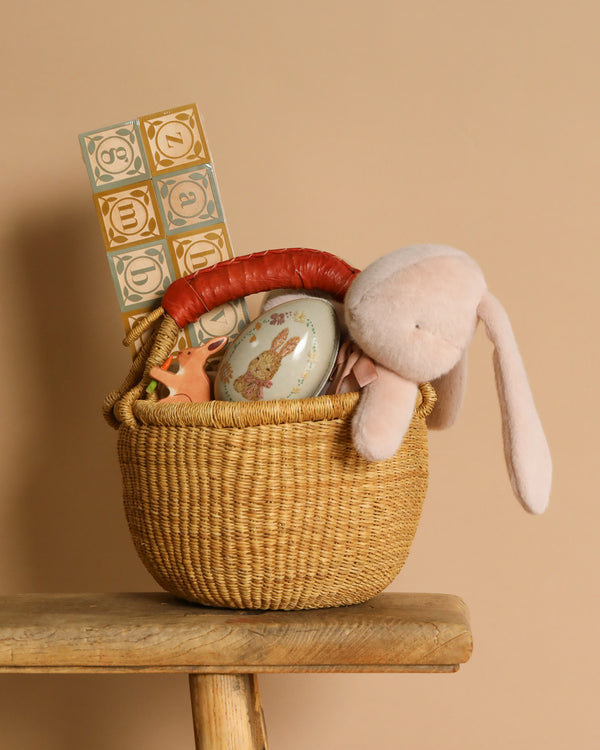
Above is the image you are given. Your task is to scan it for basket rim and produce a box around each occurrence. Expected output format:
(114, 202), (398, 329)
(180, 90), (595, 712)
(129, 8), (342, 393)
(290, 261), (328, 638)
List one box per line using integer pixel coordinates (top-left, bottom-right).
(129, 382), (436, 428)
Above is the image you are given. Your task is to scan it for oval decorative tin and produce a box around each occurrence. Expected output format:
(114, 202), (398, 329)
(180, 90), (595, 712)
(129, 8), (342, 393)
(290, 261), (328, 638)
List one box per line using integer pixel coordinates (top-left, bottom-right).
(214, 298), (340, 402)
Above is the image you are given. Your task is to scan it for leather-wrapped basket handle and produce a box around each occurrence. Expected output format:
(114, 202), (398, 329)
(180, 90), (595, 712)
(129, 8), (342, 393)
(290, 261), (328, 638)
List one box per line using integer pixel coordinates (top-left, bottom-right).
(105, 248), (360, 428)
(162, 247), (360, 328)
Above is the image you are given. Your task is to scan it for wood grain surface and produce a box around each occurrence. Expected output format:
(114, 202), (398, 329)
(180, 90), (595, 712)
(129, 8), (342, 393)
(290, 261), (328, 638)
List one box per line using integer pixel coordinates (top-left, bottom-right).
(0, 592), (472, 674)
(189, 674), (268, 750)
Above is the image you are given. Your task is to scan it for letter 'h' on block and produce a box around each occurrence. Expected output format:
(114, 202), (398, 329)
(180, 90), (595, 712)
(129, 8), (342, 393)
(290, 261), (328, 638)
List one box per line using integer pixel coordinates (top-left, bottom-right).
(79, 104), (250, 357)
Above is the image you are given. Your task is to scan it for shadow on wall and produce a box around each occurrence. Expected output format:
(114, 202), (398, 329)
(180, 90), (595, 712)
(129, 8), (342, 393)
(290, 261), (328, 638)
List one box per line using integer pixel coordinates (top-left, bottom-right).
(1, 674), (194, 750)
(0, 196), (193, 750)
(5, 194), (143, 592)
(0, 194), (319, 750)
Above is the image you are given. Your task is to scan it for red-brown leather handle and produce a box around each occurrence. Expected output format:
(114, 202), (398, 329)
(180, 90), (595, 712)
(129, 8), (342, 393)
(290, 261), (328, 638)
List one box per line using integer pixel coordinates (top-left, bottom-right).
(162, 248), (360, 329)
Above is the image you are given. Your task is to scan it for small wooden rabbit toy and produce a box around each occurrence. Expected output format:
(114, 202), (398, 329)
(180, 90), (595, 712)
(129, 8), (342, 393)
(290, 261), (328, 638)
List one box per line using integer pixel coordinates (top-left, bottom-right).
(233, 328), (300, 401)
(149, 337), (228, 403)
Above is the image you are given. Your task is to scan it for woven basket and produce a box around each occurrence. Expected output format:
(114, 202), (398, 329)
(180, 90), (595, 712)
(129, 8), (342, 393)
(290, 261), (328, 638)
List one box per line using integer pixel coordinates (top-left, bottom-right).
(104, 251), (436, 610)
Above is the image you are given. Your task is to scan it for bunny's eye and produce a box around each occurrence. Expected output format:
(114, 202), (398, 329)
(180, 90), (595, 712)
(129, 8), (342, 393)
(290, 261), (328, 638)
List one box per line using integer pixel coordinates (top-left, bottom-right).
(415, 323), (421, 329)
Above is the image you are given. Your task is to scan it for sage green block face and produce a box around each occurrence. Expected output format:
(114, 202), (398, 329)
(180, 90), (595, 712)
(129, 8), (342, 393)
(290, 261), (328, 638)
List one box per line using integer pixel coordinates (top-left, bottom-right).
(79, 121), (150, 192)
(154, 164), (224, 234)
(107, 240), (176, 312)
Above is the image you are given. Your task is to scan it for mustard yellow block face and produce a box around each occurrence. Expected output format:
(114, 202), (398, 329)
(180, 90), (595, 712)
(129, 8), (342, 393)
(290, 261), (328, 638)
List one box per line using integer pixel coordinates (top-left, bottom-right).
(139, 104), (211, 175)
(168, 223), (234, 277)
(94, 181), (164, 250)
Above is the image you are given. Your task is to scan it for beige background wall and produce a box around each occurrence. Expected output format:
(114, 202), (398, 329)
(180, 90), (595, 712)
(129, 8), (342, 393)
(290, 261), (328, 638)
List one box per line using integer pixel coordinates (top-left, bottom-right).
(0, 1), (597, 747)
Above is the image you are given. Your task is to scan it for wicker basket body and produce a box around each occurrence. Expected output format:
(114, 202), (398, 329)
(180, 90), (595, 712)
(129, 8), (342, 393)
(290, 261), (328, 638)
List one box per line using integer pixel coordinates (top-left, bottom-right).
(116, 385), (434, 610)
(105, 255), (437, 610)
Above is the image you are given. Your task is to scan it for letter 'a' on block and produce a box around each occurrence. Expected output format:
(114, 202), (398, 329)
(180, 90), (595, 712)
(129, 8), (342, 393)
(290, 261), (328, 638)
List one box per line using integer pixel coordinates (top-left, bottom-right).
(154, 165), (224, 234)
(79, 121), (151, 192)
(139, 104), (211, 175)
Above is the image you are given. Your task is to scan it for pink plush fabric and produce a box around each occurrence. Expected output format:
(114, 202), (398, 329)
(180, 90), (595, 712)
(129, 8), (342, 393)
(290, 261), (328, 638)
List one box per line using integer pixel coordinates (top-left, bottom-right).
(477, 292), (552, 514)
(345, 244), (552, 514)
(351, 366), (419, 462)
(346, 250), (485, 381)
(427, 352), (468, 430)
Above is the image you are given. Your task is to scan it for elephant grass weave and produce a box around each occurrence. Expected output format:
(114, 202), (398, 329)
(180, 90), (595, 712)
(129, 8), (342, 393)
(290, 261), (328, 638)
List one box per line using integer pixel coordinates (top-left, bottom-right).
(105, 313), (436, 610)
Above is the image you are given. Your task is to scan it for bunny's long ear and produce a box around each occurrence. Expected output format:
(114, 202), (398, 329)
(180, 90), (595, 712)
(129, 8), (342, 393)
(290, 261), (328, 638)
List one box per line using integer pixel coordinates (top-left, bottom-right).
(477, 291), (552, 514)
(427, 351), (469, 430)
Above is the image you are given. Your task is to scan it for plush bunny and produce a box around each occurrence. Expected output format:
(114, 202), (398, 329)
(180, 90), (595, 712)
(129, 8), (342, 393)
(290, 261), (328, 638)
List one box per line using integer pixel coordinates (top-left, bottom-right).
(344, 244), (552, 515)
(234, 328), (301, 400)
(149, 336), (228, 403)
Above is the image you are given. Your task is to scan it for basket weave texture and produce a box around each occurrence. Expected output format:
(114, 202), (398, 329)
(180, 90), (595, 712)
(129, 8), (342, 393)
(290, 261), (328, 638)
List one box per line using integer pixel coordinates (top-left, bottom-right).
(107, 315), (436, 610)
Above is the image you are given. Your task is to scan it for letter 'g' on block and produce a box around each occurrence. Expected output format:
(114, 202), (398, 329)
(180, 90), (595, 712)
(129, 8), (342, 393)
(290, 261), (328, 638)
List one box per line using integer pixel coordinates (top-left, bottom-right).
(79, 121), (151, 192)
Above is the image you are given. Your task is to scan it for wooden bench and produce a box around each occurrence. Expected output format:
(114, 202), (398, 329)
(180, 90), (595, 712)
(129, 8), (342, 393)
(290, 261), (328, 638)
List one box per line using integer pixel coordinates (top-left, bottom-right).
(0, 592), (472, 749)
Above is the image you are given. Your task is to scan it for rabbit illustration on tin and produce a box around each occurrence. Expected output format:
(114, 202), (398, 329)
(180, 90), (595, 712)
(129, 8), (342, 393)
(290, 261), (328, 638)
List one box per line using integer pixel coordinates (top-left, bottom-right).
(234, 327), (300, 400)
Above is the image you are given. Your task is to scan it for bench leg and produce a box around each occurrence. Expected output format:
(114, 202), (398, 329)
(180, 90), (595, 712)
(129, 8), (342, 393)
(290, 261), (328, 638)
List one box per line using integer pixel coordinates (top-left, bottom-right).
(189, 674), (268, 750)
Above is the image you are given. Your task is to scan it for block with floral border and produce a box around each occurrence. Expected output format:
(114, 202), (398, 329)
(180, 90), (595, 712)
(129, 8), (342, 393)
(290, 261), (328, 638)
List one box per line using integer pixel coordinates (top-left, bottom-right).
(139, 104), (210, 175)
(167, 223), (234, 277)
(154, 165), (223, 234)
(107, 240), (175, 312)
(94, 182), (164, 250)
(188, 298), (251, 348)
(79, 121), (150, 192)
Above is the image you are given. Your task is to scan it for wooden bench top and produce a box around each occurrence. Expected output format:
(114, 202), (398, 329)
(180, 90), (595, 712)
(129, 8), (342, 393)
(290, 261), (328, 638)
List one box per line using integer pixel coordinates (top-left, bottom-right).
(0, 592), (472, 674)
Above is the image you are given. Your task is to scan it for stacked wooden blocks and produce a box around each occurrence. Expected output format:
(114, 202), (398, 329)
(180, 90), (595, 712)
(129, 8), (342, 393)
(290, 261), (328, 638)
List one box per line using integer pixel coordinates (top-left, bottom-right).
(79, 104), (250, 356)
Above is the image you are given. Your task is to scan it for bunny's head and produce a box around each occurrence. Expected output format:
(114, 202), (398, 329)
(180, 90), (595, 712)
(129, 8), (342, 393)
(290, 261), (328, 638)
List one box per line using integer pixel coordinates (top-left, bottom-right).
(345, 244), (552, 514)
(346, 246), (485, 383)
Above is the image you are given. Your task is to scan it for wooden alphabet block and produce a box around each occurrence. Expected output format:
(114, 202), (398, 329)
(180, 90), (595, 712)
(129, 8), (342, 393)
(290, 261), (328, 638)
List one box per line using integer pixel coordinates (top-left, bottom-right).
(107, 241), (176, 312)
(188, 298), (250, 347)
(94, 182), (163, 250)
(139, 104), (210, 174)
(80, 104), (251, 359)
(79, 121), (150, 192)
(168, 224), (234, 277)
(154, 165), (224, 234)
